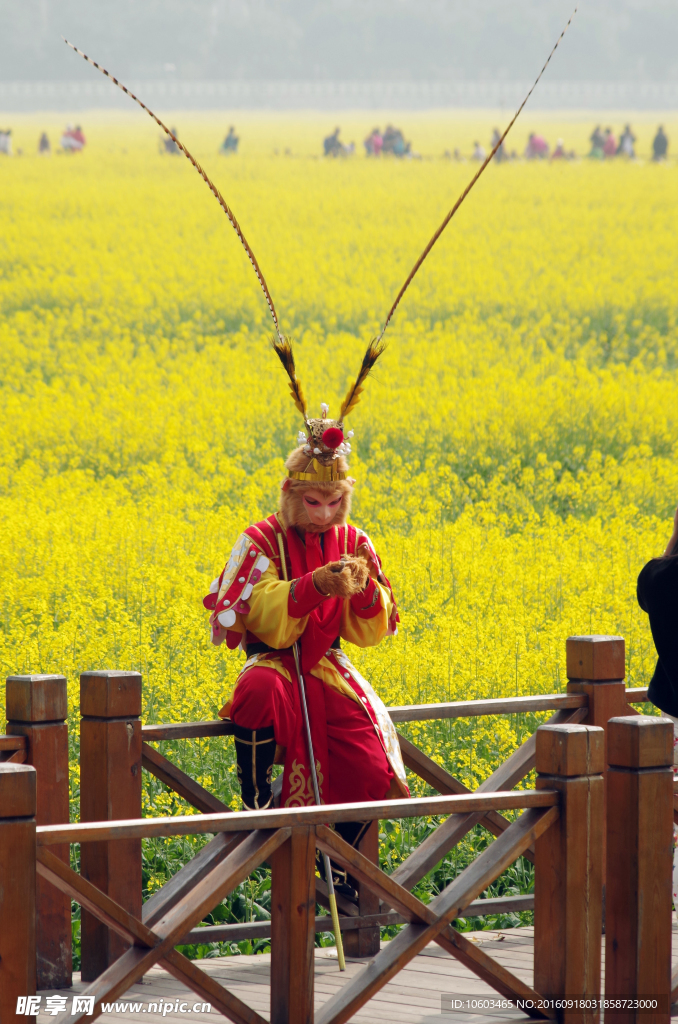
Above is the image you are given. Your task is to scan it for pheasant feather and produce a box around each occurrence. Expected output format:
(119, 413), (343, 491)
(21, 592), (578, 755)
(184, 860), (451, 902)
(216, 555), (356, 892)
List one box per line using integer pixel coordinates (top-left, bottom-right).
(376, 7), (577, 342)
(340, 339), (387, 421)
(271, 336), (307, 419)
(63, 38), (282, 341)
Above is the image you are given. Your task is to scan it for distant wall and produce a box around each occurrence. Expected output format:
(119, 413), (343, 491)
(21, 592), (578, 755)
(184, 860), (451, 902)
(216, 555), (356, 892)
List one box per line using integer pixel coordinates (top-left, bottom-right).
(2, 79), (678, 113)
(3, 0), (678, 84)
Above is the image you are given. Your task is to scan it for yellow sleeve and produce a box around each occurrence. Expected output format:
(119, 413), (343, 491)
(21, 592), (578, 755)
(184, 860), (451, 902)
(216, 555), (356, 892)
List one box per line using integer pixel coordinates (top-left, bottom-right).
(237, 560), (394, 651)
(238, 564), (308, 649)
(340, 582), (393, 648)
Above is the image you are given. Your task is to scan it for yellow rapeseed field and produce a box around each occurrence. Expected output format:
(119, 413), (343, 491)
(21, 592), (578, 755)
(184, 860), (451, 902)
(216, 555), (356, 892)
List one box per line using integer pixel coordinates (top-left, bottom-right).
(2, 111), (678, 817)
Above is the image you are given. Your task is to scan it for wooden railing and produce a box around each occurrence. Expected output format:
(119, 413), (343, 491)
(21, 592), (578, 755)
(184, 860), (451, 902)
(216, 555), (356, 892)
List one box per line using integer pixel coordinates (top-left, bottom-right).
(0, 635), (674, 1023)
(0, 732), (592, 1022)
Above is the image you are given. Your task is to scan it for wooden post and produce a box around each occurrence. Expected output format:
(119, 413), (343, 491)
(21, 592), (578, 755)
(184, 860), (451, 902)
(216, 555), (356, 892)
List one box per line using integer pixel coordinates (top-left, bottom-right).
(270, 826), (316, 1024)
(6, 674), (72, 989)
(79, 671), (142, 982)
(0, 763), (36, 1020)
(605, 716), (673, 1022)
(566, 634), (630, 894)
(342, 821), (380, 957)
(534, 723), (604, 1022)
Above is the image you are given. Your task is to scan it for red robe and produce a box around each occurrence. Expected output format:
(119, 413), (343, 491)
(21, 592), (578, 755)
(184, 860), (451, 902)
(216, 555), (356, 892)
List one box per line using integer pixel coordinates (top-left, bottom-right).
(203, 514), (407, 806)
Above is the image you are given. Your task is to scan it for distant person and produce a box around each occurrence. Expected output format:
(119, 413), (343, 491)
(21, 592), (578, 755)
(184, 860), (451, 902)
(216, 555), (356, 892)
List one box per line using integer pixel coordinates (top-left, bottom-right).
(392, 130), (407, 157)
(162, 128), (181, 155)
(588, 125), (604, 159)
(382, 125), (410, 157)
(323, 127), (342, 158)
(525, 133), (549, 159)
(60, 124), (84, 152)
(453, 147), (465, 162)
(491, 127), (506, 162)
(364, 127), (382, 157)
(617, 124), (636, 159)
(653, 125), (668, 161)
(0, 129), (12, 156)
(220, 126), (239, 155)
(382, 125), (396, 154)
(602, 128), (617, 158)
(551, 138), (566, 160)
(472, 140), (486, 161)
(38, 132), (51, 155)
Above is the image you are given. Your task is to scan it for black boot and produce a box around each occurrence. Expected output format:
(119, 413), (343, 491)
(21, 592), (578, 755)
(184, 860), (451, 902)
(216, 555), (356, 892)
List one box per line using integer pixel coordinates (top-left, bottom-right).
(317, 820), (371, 902)
(233, 724), (276, 810)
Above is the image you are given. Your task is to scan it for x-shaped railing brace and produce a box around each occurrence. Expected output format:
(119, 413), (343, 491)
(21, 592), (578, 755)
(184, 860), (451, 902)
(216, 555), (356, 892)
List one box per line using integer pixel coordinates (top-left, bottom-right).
(314, 806), (558, 1024)
(392, 706), (584, 889)
(39, 828), (284, 1024)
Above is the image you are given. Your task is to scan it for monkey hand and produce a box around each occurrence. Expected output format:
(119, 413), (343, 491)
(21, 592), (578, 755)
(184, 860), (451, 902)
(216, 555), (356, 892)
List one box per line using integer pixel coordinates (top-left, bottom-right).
(313, 556), (370, 598)
(357, 542), (380, 580)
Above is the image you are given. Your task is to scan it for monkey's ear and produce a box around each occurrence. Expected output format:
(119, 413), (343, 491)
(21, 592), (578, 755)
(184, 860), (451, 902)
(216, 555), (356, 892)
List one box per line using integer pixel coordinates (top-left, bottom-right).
(347, 477), (356, 488)
(282, 478), (291, 492)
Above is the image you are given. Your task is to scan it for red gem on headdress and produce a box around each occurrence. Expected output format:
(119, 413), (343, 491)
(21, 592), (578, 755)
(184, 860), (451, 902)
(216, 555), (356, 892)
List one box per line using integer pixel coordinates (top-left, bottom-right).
(322, 427), (344, 450)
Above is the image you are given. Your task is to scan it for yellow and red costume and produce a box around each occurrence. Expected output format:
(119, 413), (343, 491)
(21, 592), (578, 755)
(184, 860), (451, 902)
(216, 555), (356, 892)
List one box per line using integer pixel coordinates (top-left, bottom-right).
(203, 513), (408, 807)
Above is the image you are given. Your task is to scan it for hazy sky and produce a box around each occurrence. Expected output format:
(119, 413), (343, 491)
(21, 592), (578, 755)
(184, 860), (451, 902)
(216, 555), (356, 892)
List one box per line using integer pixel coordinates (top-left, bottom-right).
(1, 0), (677, 82)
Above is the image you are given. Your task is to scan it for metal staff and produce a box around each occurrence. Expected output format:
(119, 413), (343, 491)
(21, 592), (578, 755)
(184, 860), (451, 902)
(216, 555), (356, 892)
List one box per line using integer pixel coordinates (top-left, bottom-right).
(276, 536), (347, 970)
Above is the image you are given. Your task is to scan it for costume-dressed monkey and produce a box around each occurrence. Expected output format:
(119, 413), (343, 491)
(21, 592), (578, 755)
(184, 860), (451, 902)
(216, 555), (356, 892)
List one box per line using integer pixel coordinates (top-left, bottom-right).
(203, 428), (408, 896)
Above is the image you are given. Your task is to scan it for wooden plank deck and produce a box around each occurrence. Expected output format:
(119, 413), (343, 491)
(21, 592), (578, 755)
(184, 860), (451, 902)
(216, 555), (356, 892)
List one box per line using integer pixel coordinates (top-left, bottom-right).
(36, 923), (678, 1022)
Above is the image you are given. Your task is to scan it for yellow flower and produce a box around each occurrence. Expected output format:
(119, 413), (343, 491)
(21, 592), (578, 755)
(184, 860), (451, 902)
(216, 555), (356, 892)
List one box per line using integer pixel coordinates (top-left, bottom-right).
(1, 113), (676, 799)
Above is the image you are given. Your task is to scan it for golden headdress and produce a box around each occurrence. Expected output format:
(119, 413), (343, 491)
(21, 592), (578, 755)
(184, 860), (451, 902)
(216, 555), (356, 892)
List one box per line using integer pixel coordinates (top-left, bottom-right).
(64, 13), (576, 484)
(271, 336), (386, 483)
